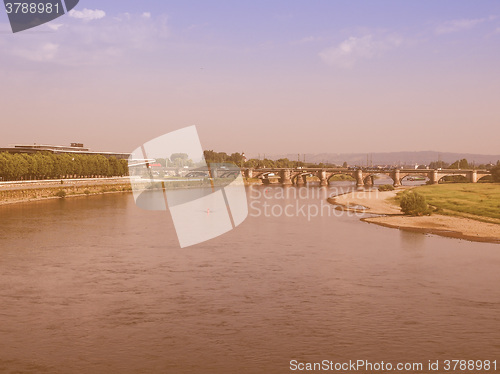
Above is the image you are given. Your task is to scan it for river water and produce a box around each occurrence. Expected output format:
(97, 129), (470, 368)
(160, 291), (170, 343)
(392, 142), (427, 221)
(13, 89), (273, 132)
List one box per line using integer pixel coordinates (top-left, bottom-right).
(0, 183), (499, 374)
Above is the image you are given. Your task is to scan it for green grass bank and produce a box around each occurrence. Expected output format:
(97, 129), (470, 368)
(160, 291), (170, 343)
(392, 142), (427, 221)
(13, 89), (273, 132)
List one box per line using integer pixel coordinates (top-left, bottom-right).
(411, 183), (500, 222)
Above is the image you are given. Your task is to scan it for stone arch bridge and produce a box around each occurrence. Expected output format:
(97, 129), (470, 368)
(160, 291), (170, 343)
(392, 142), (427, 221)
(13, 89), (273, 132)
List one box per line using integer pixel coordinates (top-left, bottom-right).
(244, 168), (492, 187)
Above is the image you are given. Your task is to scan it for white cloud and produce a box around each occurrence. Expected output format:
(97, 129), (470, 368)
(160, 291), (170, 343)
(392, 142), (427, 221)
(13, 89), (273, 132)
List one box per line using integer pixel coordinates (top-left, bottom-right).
(69, 8), (106, 22)
(0, 12), (169, 67)
(319, 34), (402, 68)
(435, 17), (493, 34)
(11, 43), (59, 62)
(142, 12), (151, 19)
(47, 23), (64, 31)
(291, 36), (318, 45)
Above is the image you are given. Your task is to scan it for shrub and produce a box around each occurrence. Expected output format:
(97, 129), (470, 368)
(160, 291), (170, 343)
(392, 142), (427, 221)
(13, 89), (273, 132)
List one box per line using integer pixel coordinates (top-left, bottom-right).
(378, 184), (395, 191)
(55, 190), (67, 198)
(83, 189), (91, 195)
(492, 165), (500, 183)
(399, 190), (431, 216)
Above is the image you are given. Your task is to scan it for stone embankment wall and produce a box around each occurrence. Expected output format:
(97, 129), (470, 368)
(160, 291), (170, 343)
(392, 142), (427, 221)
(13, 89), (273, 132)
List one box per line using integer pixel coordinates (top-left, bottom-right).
(0, 182), (132, 205)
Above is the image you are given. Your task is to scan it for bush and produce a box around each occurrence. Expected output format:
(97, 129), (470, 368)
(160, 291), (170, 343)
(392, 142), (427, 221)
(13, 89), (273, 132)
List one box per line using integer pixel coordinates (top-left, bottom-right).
(400, 190), (431, 216)
(378, 184), (395, 191)
(83, 189), (91, 195)
(492, 165), (500, 183)
(55, 190), (67, 198)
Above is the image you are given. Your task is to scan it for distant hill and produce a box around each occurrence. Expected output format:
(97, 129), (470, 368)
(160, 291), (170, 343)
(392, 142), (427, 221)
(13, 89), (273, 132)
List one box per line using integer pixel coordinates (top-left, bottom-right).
(250, 151), (500, 167)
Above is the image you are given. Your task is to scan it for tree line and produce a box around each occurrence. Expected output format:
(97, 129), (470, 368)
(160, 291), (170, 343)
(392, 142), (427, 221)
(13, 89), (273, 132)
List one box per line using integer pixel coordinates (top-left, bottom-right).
(203, 150), (339, 169)
(3, 150), (497, 182)
(429, 158), (499, 170)
(492, 164), (500, 182)
(0, 152), (128, 181)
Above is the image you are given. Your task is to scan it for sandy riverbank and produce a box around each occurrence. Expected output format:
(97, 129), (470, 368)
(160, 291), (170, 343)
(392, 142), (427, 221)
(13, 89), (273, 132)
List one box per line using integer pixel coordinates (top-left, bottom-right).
(328, 188), (500, 244)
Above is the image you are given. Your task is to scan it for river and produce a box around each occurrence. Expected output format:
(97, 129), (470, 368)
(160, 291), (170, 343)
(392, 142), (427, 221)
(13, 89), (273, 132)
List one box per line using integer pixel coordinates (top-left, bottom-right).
(0, 183), (499, 373)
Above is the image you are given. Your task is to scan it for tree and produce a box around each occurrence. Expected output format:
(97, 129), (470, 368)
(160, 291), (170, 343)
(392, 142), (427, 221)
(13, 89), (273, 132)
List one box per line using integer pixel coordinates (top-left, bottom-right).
(400, 191), (431, 216)
(12, 154), (29, 180)
(0, 151), (129, 181)
(228, 152), (245, 165)
(449, 158), (470, 169)
(342, 161), (348, 168)
(96, 155), (109, 176)
(261, 158), (276, 168)
(244, 158), (260, 168)
(108, 156), (119, 177)
(491, 165), (500, 183)
(429, 160), (449, 169)
(276, 158), (292, 168)
(170, 153), (189, 167)
(0, 153), (15, 180)
(155, 158), (167, 167)
(118, 160), (129, 176)
(204, 150), (229, 163)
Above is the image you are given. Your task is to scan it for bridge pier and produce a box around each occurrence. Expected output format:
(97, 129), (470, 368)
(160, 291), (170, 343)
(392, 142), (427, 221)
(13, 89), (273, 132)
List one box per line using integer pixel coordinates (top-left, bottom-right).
(280, 169), (293, 186)
(295, 174), (305, 186)
(247, 168), (490, 188)
(468, 170), (477, 183)
(364, 176), (374, 187)
(318, 170), (328, 186)
(429, 170), (439, 184)
(391, 169), (401, 187)
(355, 169), (364, 188)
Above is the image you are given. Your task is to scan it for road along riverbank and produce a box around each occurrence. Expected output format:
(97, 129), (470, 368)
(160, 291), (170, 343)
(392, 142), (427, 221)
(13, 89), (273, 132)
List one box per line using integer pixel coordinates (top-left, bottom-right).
(328, 188), (500, 244)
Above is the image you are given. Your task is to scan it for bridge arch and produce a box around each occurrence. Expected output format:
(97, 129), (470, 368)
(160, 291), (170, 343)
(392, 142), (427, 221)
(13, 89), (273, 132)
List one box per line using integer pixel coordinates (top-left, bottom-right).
(362, 172), (395, 186)
(437, 173), (468, 184)
(245, 168), (491, 186)
(291, 172), (314, 185)
(477, 174), (493, 182)
(399, 173), (429, 185)
(325, 172), (356, 183)
(254, 171), (276, 179)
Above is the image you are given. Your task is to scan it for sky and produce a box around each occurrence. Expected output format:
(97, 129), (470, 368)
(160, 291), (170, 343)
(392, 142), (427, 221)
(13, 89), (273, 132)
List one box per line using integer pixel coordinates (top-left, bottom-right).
(1, 0), (499, 156)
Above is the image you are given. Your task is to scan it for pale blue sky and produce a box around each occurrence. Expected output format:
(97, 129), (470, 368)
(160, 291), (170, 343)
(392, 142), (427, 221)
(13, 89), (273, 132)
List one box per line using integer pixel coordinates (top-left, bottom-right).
(1, 1), (499, 155)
